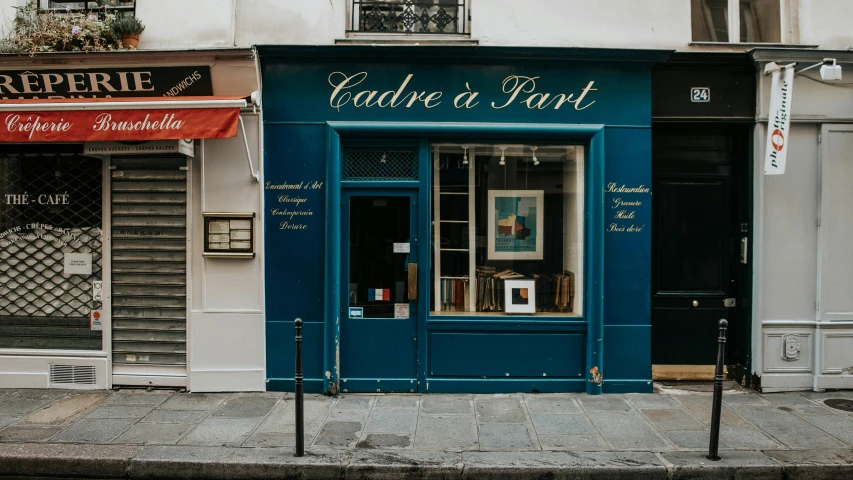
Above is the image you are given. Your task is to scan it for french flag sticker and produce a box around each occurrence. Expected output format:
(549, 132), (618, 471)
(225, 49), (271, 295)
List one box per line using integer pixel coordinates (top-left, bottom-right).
(368, 288), (389, 301)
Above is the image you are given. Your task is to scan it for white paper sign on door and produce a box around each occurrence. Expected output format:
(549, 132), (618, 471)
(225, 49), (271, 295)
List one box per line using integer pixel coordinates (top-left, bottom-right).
(394, 303), (409, 318)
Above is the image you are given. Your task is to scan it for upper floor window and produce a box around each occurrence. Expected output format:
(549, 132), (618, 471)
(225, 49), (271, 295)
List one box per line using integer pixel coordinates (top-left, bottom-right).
(43, 1), (135, 16)
(692, 0), (780, 43)
(349, 0), (468, 35)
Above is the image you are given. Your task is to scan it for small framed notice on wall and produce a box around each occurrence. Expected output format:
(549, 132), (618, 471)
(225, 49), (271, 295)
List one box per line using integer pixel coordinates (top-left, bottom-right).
(202, 212), (255, 258)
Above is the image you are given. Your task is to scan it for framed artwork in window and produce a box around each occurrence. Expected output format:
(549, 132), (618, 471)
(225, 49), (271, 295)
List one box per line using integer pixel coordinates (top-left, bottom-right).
(487, 190), (544, 260)
(504, 279), (536, 314)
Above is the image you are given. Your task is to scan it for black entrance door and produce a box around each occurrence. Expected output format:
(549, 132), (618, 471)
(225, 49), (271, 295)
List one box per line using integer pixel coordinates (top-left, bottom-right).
(651, 125), (748, 378)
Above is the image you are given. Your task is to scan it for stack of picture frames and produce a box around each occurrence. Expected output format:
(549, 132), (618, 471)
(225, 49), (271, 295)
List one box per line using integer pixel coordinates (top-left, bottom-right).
(475, 269), (575, 314)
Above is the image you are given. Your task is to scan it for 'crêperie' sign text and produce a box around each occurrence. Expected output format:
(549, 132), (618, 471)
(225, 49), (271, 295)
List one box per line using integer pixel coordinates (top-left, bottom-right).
(328, 72), (597, 112)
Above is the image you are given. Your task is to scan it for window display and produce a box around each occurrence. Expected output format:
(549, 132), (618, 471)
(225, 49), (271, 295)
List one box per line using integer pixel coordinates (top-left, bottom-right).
(431, 143), (584, 316)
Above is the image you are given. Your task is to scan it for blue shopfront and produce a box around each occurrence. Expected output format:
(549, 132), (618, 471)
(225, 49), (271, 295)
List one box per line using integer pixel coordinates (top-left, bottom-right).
(258, 46), (670, 395)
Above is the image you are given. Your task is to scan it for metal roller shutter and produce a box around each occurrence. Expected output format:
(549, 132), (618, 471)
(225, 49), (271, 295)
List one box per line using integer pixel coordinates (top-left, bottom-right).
(110, 156), (187, 384)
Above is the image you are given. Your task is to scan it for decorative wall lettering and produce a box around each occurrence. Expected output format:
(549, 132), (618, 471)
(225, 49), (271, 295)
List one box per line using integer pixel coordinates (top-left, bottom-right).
(265, 180), (324, 231)
(605, 182), (649, 234)
(328, 72), (597, 113)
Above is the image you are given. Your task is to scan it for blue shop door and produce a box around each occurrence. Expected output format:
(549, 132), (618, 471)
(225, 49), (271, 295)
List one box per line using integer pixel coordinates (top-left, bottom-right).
(341, 191), (418, 392)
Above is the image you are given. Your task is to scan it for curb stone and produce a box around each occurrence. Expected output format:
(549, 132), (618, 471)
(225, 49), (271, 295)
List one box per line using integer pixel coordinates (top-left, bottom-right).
(657, 450), (781, 480)
(764, 449), (853, 480)
(0, 443), (141, 479)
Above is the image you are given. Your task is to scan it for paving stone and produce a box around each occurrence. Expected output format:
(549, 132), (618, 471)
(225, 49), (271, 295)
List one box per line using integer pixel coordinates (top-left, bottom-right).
(0, 417), (18, 429)
(104, 391), (171, 407)
(587, 411), (669, 450)
(0, 425), (63, 442)
(374, 395), (419, 408)
(659, 450), (781, 480)
(461, 451), (666, 479)
(531, 413), (597, 435)
(157, 393), (229, 411)
(243, 430), (313, 447)
(780, 405), (837, 416)
(722, 393), (772, 405)
(763, 393), (818, 406)
(364, 408), (417, 433)
(730, 405), (845, 449)
(802, 390), (853, 401)
(764, 449), (853, 480)
(798, 413), (853, 445)
(676, 396), (754, 427)
(719, 427), (783, 449)
(313, 420), (362, 448)
(478, 424), (534, 450)
(140, 409), (210, 424)
(577, 395), (632, 412)
(474, 397), (526, 423)
(661, 430), (723, 450)
(178, 417), (262, 446)
(414, 414), (477, 451)
(112, 422), (194, 445)
(537, 434), (610, 451)
(624, 394), (679, 409)
(254, 399), (331, 434)
(641, 408), (705, 431)
(421, 396), (472, 415)
(85, 405), (155, 419)
(327, 407), (370, 422)
(0, 394), (62, 416)
(212, 394), (279, 418)
(524, 395), (582, 414)
(51, 418), (138, 443)
(357, 433), (412, 449)
(333, 395), (373, 409)
(16, 392), (110, 426)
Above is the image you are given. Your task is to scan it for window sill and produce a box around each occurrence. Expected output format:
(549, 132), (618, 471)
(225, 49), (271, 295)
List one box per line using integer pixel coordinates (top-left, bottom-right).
(336, 34), (477, 46)
(689, 42), (820, 49)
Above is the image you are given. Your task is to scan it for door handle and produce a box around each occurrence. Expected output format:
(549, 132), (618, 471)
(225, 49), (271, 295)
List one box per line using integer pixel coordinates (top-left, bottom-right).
(692, 300), (699, 307)
(408, 263), (417, 300)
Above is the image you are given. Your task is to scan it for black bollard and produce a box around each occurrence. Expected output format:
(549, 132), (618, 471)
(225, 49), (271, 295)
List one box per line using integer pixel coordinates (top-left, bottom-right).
(706, 318), (728, 461)
(294, 318), (304, 457)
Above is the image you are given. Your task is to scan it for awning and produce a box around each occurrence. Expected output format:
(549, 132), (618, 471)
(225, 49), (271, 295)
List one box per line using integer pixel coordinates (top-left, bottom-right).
(0, 96), (247, 143)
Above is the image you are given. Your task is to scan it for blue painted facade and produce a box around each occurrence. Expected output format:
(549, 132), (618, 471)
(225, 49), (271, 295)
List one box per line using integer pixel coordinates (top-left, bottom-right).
(258, 46), (669, 394)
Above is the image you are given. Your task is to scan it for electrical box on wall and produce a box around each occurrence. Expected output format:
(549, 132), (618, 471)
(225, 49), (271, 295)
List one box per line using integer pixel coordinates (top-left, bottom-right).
(202, 212), (255, 258)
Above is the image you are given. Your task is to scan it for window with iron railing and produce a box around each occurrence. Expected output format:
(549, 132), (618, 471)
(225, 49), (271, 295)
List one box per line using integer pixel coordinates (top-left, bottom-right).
(43, 1), (135, 17)
(349, 0), (468, 35)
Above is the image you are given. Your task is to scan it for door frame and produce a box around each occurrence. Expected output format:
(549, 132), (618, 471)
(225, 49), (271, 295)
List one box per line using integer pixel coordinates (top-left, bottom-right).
(339, 187), (420, 391)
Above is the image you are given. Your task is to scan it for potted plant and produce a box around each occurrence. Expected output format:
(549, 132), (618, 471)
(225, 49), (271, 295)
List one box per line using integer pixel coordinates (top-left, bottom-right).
(111, 14), (144, 49)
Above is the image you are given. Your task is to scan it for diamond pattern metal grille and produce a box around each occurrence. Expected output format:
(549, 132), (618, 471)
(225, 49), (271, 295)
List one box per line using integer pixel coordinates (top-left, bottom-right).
(0, 154), (102, 319)
(343, 148), (418, 181)
(354, 0), (464, 34)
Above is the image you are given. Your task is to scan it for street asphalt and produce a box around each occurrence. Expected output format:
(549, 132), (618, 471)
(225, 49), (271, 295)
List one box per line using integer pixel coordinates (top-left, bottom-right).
(0, 382), (852, 479)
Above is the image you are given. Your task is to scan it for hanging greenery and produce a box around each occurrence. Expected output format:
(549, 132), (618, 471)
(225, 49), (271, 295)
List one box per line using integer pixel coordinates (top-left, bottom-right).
(0, 3), (124, 55)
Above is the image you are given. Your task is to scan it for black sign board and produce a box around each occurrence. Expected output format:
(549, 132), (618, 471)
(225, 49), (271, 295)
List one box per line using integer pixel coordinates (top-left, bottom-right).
(0, 66), (213, 99)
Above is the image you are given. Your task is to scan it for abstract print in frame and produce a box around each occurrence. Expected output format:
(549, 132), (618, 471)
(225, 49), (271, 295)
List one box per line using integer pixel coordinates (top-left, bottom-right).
(487, 190), (544, 260)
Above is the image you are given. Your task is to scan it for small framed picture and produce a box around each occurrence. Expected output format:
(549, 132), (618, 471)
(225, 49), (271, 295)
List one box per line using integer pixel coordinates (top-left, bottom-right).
(504, 279), (536, 314)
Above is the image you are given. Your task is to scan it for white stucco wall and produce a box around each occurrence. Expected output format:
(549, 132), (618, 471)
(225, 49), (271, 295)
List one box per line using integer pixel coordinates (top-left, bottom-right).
(799, 0), (853, 49)
(235, 0), (345, 46)
(136, 0), (234, 50)
(472, 0), (690, 49)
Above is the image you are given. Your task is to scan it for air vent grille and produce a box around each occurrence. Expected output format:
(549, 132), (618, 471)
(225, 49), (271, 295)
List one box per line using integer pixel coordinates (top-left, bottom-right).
(49, 364), (97, 385)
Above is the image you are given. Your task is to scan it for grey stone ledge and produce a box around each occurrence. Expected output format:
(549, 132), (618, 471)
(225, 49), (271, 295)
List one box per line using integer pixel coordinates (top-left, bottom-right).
(0, 442), (141, 478)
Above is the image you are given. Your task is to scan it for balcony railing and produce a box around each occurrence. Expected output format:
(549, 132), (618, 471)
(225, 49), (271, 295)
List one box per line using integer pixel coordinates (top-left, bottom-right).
(44, 1), (135, 18)
(349, 0), (468, 35)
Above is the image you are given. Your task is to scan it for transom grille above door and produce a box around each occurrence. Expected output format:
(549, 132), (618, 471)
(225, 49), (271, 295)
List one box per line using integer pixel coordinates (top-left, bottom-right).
(343, 147), (418, 181)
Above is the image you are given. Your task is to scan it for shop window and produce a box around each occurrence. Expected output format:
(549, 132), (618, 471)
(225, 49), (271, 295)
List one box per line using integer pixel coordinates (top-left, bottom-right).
(349, 0), (468, 35)
(0, 154), (103, 350)
(691, 0), (780, 43)
(431, 144), (584, 317)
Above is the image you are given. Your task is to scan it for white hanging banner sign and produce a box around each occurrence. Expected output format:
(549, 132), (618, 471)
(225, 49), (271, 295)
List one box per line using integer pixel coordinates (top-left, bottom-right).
(763, 66), (795, 175)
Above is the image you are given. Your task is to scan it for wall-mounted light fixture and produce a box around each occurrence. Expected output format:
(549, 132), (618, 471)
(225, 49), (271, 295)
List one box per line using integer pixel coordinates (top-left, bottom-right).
(462, 145), (470, 165)
(498, 145), (506, 166)
(766, 58), (843, 81)
(531, 146), (539, 166)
